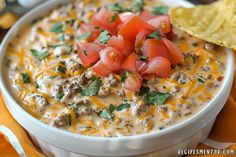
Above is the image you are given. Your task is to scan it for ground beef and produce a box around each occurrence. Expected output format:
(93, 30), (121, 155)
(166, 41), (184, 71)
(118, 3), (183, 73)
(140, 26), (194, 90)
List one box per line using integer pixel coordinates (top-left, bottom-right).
(52, 111), (71, 128)
(98, 86), (110, 97)
(171, 72), (192, 84)
(104, 74), (119, 87)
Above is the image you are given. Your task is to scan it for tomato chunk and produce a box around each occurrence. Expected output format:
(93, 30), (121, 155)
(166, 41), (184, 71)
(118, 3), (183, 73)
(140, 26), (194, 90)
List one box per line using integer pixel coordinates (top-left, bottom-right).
(108, 35), (133, 56)
(143, 57), (171, 78)
(136, 60), (148, 73)
(79, 23), (102, 42)
(140, 10), (155, 20)
(92, 61), (111, 77)
(162, 38), (184, 64)
(124, 75), (142, 92)
(118, 16), (154, 42)
(77, 42), (103, 66)
(91, 8), (121, 34)
(119, 12), (135, 22)
(147, 15), (171, 33)
(135, 28), (152, 51)
(99, 47), (124, 72)
(122, 52), (138, 72)
(142, 39), (171, 60)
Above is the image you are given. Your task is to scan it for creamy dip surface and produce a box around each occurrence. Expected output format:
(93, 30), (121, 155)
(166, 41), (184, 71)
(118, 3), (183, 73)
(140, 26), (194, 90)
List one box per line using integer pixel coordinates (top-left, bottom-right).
(4, 0), (226, 137)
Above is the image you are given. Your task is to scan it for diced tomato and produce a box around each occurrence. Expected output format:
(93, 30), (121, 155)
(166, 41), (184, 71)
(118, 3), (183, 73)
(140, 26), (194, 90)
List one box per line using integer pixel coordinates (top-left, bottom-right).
(162, 38), (184, 64)
(107, 35), (133, 56)
(119, 12), (135, 22)
(147, 15), (171, 33)
(135, 28), (152, 51)
(136, 60), (148, 73)
(99, 47), (124, 72)
(142, 39), (171, 60)
(124, 75), (142, 92)
(77, 42), (103, 66)
(118, 16), (155, 42)
(79, 23), (102, 42)
(92, 61), (111, 77)
(140, 10), (155, 20)
(143, 57), (171, 78)
(122, 52), (138, 72)
(91, 8), (121, 34)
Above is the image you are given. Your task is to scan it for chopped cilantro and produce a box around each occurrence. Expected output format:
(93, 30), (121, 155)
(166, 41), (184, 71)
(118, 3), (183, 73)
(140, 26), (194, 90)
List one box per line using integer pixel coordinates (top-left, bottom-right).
(51, 22), (63, 34)
(109, 104), (116, 113)
(35, 81), (39, 89)
(139, 86), (150, 96)
(99, 109), (114, 120)
(107, 3), (123, 12)
(98, 30), (110, 44)
(116, 101), (131, 111)
(48, 43), (73, 54)
(22, 73), (30, 83)
(130, 0), (144, 14)
(137, 54), (148, 61)
(110, 13), (118, 23)
(197, 77), (205, 83)
(152, 6), (169, 15)
(58, 34), (65, 41)
(143, 92), (171, 105)
(56, 92), (64, 100)
(56, 65), (66, 74)
(147, 30), (161, 40)
(120, 71), (128, 83)
(30, 49), (49, 61)
(82, 49), (87, 56)
(80, 78), (101, 96)
(77, 32), (92, 41)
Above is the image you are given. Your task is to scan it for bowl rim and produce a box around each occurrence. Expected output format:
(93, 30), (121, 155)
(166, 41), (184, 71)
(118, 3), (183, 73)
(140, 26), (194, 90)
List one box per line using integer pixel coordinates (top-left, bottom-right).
(0, 0), (234, 143)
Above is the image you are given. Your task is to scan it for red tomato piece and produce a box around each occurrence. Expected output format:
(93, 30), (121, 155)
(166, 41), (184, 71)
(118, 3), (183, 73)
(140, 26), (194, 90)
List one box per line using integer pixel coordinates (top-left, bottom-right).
(92, 61), (111, 77)
(142, 39), (171, 60)
(79, 23), (102, 42)
(107, 35), (133, 56)
(91, 7), (121, 34)
(118, 16), (155, 42)
(162, 38), (184, 64)
(135, 28), (153, 50)
(140, 10), (155, 20)
(147, 15), (171, 33)
(119, 12), (135, 22)
(122, 52), (138, 72)
(99, 47), (124, 72)
(143, 57), (171, 78)
(124, 75), (142, 92)
(77, 42), (103, 66)
(136, 60), (148, 73)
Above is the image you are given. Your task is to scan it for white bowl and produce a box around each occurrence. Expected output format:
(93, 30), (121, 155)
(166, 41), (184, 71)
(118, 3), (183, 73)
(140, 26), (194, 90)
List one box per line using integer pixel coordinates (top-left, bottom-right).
(0, 0), (234, 157)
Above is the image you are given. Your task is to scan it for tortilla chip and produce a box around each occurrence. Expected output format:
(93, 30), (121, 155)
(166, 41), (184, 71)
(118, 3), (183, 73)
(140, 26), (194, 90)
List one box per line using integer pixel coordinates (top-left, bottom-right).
(169, 0), (236, 50)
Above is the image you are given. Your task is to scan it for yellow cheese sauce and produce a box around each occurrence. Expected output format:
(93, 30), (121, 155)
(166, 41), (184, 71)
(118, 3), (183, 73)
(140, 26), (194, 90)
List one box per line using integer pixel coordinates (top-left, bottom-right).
(4, 0), (226, 137)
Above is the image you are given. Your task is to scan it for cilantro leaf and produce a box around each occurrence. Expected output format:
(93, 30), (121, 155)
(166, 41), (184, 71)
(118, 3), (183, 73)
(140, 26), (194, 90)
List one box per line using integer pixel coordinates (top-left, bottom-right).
(51, 22), (63, 34)
(48, 43), (73, 54)
(58, 34), (65, 41)
(197, 77), (205, 83)
(56, 65), (66, 74)
(137, 54), (148, 61)
(143, 92), (171, 105)
(109, 104), (116, 113)
(147, 30), (161, 40)
(120, 71), (128, 83)
(56, 92), (64, 101)
(116, 101), (131, 111)
(98, 30), (110, 44)
(99, 109), (114, 120)
(22, 73), (31, 83)
(80, 78), (101, 96)
(77, 32), (92, 41)
(110, 13), (118, 23)
(139, 86), (150, 96)
(130, 0), (144, 14)
(107, 3), (123, 12)
(30, 49), (49, 61)
(152, 6), (169, 15)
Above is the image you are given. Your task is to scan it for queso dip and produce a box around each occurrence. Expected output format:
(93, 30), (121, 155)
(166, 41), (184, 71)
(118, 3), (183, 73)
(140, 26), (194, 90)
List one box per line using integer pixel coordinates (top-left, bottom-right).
(4, 0), (226, 137)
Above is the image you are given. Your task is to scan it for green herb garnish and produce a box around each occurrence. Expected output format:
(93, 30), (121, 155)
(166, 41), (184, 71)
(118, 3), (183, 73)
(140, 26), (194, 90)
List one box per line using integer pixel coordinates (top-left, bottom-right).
(147, 30), (161, 40)
(139, 86), (150, 96)
(107, 3), (123, 12)
(116, 101), (131, 111)
(143, 92), (171, 105)
(137, 54), (148, 62)
(110, 13), (118, 23)
(22, 73), (30, 83)
(56, 65), (66, 74)
(77, 32), (92, 41)
(130, 0), (144, 14)
(30, 49), (49, 61)
(51, 22), (63, 34)
(197, 77), (205, 83)
(48, 43), (73, 54)
(56, 92), (64, 100)
(35, 81), (39, 89)
(98, 30), (110, 44)
(99, 109), (114, 120)
(109, 104), (116, 113)
(80, 78), (101, 96)
(120, 71), (128, 83)
(152, 6), (169, 15)
(58, 34), (65, 41)
(82, 49), (87, 56)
